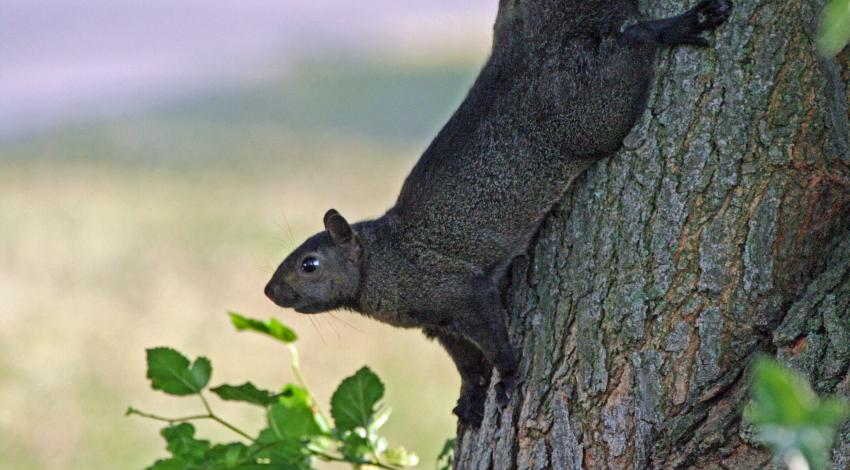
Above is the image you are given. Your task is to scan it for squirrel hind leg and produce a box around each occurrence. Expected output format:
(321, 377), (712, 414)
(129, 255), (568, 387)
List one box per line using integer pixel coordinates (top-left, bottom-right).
(623, 0), (732, 48)
(430, 331), (491, 428)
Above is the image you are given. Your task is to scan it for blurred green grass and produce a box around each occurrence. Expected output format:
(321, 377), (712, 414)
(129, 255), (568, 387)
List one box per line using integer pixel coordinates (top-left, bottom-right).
(0, 56), (480, 469)
(1, 57), (479, 166)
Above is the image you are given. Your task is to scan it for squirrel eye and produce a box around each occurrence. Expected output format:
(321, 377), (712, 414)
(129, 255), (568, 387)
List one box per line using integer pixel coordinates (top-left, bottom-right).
(301, 257), (320, 273)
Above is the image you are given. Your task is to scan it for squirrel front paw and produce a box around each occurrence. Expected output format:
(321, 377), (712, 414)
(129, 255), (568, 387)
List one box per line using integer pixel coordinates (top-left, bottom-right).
(681, 0), (733, 46)
(453, 393), (485, 428)
(495, 374), (517, 409)
(693, 0), (733, 30)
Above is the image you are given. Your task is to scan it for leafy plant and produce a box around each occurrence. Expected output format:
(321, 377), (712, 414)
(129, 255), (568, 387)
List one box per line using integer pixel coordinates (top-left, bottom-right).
(435, 439), (455, 470)
(128, 311), (418, 469)
(819, 0), (850, 56)
(745, 357), (849, 470)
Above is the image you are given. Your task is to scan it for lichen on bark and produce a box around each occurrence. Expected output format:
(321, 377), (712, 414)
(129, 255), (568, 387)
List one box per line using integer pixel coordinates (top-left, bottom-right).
(453, 0), (850, 468)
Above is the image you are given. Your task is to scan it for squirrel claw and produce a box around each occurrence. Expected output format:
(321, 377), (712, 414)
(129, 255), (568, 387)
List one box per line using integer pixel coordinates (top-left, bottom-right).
(694, 0), (733, 30)
(673, 0), (732, 48)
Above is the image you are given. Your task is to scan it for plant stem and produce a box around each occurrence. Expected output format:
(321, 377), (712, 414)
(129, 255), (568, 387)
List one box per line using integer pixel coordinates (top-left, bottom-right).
(234, 441), (400, 469)
(238, 441), (278, 463)
(287, 343), (331, 425)
(208, 414), (255, 441)
(199, 393), (256, 441)
(199, 392), (215, 415)
(126, 407), (209, 423)
(286, 345), (389, 468)
(310, 449), (399, 470)
(127, 397), (255, 442)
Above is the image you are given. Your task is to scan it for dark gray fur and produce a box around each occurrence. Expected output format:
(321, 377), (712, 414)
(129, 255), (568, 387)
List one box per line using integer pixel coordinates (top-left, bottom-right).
(265, 0), (732, 427)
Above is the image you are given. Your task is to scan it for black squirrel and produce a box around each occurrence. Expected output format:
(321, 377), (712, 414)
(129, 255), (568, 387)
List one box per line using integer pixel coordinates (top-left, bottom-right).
(265, 0), (732, 427)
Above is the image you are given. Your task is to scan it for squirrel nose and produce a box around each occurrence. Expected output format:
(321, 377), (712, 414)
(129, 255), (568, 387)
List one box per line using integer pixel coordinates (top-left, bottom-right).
(265, 281), (298, 306)
(264, 282), (277, 301)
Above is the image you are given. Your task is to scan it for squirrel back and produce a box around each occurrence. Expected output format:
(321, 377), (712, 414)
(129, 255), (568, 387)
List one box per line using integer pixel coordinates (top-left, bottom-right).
(394, 1), (654, 269)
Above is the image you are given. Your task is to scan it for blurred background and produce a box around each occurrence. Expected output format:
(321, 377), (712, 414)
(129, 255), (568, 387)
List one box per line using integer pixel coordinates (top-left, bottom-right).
(0, 1), (495, 468)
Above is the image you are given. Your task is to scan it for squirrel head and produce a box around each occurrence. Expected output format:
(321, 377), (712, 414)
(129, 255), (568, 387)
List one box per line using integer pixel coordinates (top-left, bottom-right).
(265, 209), (363, 314)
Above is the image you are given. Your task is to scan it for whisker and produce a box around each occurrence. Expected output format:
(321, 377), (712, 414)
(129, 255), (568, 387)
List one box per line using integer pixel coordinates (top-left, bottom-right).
(329, 312), (364, 334)
(281, 211), (297, 246)
(267, 233), (294, 250)
(322, 315), (343, 342)
(269, 217), (296, 249)
(308, 316), (327, 345)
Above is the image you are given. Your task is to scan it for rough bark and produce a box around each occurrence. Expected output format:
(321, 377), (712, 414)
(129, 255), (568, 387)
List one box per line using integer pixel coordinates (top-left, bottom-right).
(455, 1), (850, 469)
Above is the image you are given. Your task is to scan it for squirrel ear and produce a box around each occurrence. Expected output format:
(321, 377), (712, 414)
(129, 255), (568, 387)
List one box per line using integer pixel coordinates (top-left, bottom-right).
(323, 208), (353, 245)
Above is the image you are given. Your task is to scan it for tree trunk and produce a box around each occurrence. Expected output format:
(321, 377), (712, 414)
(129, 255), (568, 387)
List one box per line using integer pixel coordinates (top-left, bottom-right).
(455, 1), (850, 469)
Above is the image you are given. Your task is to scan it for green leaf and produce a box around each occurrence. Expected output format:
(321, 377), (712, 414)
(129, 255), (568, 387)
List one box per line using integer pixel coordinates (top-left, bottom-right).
(263, 385), (322, 445)
(229, 311), (297, 344)
(252, 428), (312, 468)
(279, 384), (311, 404)
(745, 357), (850, 470)
(819, 0), (850, 57)
(221, 443), (246, 467)
(268, 397), (321, 440)
(369, 406), (392, 433)
(337, 432), (372, 462)
(161, 423), (210, 462)
(199, 443), (249, 469)
(330, 366), (385, 432)
(436, 438), (456, 470)
(211, 382), (276, 407)
(277, 384), (332, 434)
(383, 446), (419, 467)
(146, 348), (211, 396)
(146, 458), (189, 470)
